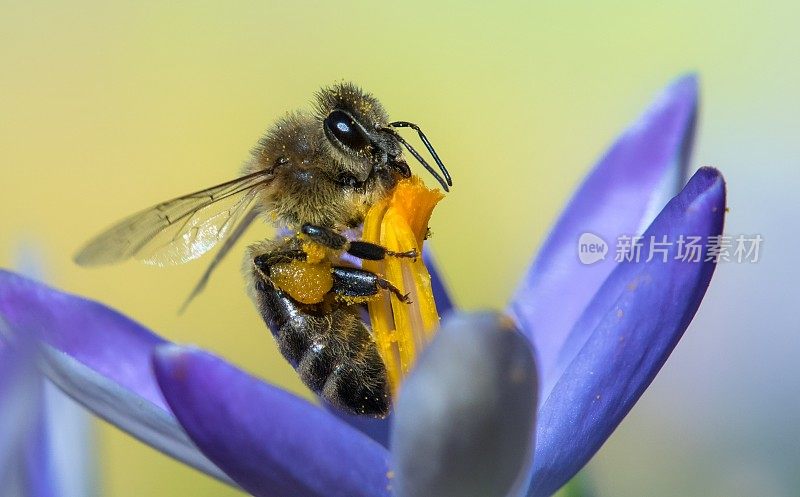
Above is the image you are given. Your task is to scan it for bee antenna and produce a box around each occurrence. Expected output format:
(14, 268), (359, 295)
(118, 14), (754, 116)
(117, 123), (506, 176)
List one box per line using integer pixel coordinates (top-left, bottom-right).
(388, 121), (452, 187)
(381, 127), (450, 192)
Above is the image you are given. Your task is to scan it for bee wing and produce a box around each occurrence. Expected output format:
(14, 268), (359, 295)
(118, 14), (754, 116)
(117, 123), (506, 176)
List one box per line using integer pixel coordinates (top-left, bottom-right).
(74, 170), (274, 267)
(178, 204), (261, 313)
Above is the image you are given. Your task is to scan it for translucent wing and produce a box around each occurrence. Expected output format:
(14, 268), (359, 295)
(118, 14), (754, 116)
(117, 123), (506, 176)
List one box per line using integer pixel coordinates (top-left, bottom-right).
(74, 170), (274, 267)
(178, 204), (261, 313)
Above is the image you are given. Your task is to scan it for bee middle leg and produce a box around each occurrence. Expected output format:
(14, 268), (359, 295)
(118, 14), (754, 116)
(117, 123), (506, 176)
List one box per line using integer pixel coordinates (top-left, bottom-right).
(331, 265), (412, 303)
(301, 223), (418, 261)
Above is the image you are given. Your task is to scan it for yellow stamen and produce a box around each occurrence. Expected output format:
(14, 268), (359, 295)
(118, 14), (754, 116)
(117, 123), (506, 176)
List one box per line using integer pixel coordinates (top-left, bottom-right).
(362, 176), (445, 394)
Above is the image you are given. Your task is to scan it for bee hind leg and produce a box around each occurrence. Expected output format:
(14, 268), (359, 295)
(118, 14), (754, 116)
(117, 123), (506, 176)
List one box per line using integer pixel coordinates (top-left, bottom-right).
(253, 249), (307, 276)
(331, 265), (411, 303)
(301, 223), (418, 261)
(247, 261), (391, 417)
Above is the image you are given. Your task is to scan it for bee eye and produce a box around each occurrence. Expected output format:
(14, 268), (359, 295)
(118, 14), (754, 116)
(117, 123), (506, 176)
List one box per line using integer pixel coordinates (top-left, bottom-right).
(324, 110), (370, 151)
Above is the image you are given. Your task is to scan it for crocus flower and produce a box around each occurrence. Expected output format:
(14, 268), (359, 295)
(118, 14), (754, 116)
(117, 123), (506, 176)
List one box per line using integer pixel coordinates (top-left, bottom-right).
(1, 256), (95, 497)
(1, 331), (96, 497)
(0, 74), (725, 497)
(0, 332), (42, 496)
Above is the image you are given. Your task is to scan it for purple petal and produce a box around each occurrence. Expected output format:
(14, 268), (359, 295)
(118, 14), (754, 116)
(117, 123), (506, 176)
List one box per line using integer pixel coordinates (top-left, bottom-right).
(0, 270), (165, 406)
(509, 75), (698, 382)
(40, 381), (96, 497)
(527, 167), (725, 496)
(0, 337), (40, 492)
(324, 405), (392, 448)
(0, 339), (57, 497)
(0, 271), (233, 484)
(153, 345), (392, 497)
(22, 391), (58, 497)
(391, 312), (537, 497)
(14, 375), (95, 497)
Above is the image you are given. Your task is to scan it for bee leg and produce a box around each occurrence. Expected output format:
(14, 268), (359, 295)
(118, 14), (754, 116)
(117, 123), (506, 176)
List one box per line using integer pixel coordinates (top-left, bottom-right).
(331, 266), (412, 303)
(349, 242), (418, 261)
(301, 223), (418, 261)
(253, 249), (307, 276)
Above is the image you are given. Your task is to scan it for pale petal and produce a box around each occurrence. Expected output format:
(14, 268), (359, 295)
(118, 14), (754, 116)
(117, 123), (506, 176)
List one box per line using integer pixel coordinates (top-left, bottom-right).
(392, 312), (537, 497)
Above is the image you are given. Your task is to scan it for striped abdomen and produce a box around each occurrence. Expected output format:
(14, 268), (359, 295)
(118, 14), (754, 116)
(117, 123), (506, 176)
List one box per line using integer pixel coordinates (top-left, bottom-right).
(250, 276), (390, 417)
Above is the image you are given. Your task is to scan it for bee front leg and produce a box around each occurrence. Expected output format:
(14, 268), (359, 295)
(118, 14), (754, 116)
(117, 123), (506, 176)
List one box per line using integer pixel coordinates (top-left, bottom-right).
(331, 266), (412, 304)
(301, 223), (418, 261)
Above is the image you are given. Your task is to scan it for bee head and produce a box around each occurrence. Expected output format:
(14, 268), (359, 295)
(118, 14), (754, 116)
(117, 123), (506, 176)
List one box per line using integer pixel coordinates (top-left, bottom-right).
(316, 82), (451, 192)
(316, 83), (408, 180)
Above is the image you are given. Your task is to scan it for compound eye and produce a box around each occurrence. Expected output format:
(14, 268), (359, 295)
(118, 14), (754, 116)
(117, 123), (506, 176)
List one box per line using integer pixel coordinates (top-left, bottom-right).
(324, 110), (370, 151)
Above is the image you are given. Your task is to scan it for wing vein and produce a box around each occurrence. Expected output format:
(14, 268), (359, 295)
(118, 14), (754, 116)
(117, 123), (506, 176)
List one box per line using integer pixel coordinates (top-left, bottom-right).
(74, 169), (275, 266)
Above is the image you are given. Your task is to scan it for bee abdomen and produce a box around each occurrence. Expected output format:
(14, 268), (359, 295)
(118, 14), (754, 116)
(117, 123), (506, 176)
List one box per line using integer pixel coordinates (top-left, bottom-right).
(297, 313), (390, 417)
(296, 339), (338, 392)
(321, 344), (389, 417)
(252, 276), (390, 417)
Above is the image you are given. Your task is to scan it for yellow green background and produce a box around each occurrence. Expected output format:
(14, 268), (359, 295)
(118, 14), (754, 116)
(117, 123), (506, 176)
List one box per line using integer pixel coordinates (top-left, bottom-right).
(2, 2), (798, 496)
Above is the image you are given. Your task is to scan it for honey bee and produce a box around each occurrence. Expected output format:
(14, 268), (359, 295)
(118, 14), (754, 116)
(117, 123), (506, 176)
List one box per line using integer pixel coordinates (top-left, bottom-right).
(75, 83), (451, 417)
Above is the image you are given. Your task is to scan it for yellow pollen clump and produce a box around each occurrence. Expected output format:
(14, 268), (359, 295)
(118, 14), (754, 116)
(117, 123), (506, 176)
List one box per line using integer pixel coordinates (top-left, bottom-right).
(362, 176), (445, 394)
(301, 240), (328, 264)
(270, 259), (333, 305)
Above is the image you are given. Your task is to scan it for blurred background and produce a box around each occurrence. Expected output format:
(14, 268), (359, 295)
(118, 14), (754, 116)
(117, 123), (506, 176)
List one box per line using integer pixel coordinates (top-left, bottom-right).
(1, 1), (798, 496)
